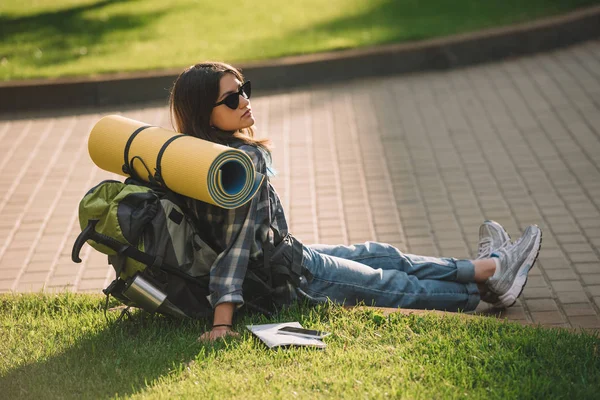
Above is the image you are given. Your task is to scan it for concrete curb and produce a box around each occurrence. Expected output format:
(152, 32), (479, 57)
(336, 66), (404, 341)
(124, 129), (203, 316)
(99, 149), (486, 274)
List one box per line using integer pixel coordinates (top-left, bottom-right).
(1, 5), (600, 113)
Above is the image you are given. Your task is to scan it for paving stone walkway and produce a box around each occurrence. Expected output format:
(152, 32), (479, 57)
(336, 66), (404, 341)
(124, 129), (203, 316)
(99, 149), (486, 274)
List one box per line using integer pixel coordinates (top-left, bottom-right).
(1, 40), (600, 332)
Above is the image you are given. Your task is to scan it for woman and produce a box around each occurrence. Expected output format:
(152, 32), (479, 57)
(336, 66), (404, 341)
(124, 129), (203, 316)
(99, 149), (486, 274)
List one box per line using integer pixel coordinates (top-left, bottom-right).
(168, 62), (542, 341)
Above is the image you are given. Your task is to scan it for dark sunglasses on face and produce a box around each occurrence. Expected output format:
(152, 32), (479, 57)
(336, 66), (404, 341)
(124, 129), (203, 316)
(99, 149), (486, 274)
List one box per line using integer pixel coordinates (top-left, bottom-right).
(213, 81), (252, 110)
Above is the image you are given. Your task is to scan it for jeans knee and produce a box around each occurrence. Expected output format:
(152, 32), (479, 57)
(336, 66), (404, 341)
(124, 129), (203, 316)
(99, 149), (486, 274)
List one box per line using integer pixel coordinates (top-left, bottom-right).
(363, 241), (399, 257)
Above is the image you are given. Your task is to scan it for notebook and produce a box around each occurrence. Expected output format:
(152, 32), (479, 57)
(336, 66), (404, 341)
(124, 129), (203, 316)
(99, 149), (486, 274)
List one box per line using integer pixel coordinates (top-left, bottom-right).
(246, 322), (327, 349)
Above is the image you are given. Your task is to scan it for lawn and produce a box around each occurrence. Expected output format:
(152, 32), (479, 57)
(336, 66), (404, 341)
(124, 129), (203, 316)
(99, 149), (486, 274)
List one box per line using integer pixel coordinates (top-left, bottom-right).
(1, 293), (599, 399)
(0, 0), (598, 81)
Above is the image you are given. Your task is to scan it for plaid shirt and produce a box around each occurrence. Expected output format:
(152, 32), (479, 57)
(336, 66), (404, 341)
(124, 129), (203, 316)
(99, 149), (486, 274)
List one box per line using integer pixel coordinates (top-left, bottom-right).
(188, 144), (288, 308)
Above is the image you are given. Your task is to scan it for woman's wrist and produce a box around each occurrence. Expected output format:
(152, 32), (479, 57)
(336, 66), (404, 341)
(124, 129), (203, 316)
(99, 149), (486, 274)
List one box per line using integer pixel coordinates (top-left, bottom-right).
(212, 302), (236, 331)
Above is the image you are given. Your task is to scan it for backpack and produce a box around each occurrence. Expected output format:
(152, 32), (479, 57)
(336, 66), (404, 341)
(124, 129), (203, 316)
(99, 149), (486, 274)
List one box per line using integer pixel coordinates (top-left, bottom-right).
(72, 179), (309, 321)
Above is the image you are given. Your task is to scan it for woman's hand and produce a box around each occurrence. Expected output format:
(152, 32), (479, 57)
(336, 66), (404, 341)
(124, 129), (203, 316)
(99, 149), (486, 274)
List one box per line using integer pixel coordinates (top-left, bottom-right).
(198, 326), (240, 342)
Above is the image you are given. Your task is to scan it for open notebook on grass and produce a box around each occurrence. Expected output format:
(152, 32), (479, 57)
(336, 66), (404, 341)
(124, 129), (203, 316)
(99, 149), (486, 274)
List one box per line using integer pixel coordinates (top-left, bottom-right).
(246, 322), (327, 349)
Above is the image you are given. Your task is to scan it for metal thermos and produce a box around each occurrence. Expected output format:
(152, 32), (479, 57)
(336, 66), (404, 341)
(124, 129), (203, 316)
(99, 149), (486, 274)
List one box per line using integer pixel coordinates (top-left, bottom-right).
(122, 274), (167, 312)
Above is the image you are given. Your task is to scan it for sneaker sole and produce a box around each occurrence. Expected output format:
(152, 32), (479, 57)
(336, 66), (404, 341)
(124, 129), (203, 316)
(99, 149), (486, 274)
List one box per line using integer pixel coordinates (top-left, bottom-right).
(493, 226), (543, 309)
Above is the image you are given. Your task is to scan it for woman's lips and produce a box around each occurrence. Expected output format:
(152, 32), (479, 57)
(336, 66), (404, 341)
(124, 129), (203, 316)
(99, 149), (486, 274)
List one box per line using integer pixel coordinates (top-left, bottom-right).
(242, 109), (252, 118)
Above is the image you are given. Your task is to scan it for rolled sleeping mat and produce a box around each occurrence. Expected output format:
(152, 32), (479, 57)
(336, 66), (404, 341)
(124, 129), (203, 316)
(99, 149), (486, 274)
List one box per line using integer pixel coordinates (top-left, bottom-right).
(88, 115), (265, 209)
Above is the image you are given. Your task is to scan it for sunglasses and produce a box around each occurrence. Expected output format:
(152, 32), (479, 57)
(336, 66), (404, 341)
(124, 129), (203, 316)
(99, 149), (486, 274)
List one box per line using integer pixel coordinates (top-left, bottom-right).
(213, 81), (252, 110)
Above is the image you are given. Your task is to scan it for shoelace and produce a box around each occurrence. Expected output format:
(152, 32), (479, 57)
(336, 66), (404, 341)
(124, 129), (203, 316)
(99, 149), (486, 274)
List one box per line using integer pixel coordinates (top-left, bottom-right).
(477, 238), (492, 259)
(477, 238), (511, 259)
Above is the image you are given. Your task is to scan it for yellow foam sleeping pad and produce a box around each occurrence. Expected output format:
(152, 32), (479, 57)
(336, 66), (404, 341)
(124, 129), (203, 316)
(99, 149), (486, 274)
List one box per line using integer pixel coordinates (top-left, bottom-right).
(88, 115), (265, 209)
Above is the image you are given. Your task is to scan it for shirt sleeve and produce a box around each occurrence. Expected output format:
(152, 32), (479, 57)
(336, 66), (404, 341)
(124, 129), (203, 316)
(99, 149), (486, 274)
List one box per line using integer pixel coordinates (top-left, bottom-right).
(206, 144), (266, 308)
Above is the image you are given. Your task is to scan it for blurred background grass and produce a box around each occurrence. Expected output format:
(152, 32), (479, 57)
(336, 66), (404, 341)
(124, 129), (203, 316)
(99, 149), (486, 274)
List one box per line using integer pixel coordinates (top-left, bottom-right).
(0, 0), (598, 80)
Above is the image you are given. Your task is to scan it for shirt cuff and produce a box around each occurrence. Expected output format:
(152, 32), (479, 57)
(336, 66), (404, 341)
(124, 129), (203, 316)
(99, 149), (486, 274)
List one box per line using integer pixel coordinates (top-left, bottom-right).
(207, 289), (244, 309)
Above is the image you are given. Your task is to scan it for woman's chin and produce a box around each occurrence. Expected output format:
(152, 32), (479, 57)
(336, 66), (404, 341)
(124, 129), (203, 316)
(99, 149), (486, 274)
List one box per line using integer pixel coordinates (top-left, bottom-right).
(241, 117), (255, 128)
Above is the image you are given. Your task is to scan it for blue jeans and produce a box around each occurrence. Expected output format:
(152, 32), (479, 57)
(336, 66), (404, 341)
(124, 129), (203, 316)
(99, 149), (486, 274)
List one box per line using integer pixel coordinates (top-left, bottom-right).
(298, 242), (480, 312)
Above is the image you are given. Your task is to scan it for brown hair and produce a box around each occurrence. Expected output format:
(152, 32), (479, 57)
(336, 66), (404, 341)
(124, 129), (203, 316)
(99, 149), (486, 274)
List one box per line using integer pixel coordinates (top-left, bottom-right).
(169, 62), (271, 154)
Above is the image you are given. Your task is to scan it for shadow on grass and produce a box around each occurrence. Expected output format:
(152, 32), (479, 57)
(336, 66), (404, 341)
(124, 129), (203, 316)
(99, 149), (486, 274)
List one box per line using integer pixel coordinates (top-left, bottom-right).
(0, 311), (219, 399)
(0, 0), (168, 67)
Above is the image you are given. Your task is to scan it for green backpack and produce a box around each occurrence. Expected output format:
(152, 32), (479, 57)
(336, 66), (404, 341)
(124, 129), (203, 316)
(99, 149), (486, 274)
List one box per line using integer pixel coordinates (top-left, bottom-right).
(72, 179), (308, 320)
(73, 179), (220, 319)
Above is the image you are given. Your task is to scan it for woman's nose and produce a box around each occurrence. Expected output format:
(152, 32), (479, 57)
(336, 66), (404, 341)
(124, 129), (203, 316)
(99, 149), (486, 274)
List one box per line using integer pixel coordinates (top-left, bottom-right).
(239, 95), (250, 108)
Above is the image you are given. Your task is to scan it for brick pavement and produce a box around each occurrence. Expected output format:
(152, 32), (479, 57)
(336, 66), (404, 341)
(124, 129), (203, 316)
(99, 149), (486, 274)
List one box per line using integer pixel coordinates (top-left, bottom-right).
(1, 40), (599, 331)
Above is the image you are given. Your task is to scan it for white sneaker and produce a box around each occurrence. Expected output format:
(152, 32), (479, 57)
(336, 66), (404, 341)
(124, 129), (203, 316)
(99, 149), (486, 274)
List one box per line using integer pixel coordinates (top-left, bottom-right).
(487, 225), (543, 309)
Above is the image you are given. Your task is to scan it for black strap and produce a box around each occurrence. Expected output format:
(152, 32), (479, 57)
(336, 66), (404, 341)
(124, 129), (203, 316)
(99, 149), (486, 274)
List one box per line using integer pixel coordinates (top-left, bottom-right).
(270, 225), (283, 246)
(154, 134), (186, 188)
(262, 230), (275, 287)
(122, 125), (153, 176)
(120, 244), (209, 286)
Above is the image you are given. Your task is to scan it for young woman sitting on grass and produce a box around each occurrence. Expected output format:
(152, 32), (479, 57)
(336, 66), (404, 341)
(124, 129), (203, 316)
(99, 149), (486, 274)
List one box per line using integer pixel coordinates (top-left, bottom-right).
(168, 62), (543, 342)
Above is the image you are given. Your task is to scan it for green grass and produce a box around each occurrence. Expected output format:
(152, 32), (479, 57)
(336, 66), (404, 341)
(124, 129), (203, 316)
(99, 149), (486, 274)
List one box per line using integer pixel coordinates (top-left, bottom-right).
(1, 293), (599, 399)
(0, 0), (598, 81)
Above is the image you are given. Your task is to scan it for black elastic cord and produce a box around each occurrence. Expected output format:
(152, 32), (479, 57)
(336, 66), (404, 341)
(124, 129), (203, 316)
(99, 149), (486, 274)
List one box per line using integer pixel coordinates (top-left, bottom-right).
(122, 125), (153, 176)
(117, 307), (133, 322)
(128, 156), (157, 185)
(154, 134), (186, 188)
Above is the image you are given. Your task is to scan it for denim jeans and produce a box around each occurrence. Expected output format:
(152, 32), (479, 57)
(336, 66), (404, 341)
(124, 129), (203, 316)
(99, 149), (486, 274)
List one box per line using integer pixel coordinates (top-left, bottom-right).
(298, 241), (480, 312)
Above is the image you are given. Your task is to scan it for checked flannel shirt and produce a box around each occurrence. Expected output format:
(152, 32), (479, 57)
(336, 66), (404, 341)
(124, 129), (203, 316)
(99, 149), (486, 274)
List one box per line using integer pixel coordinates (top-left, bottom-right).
(187, 144), (288, 308)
